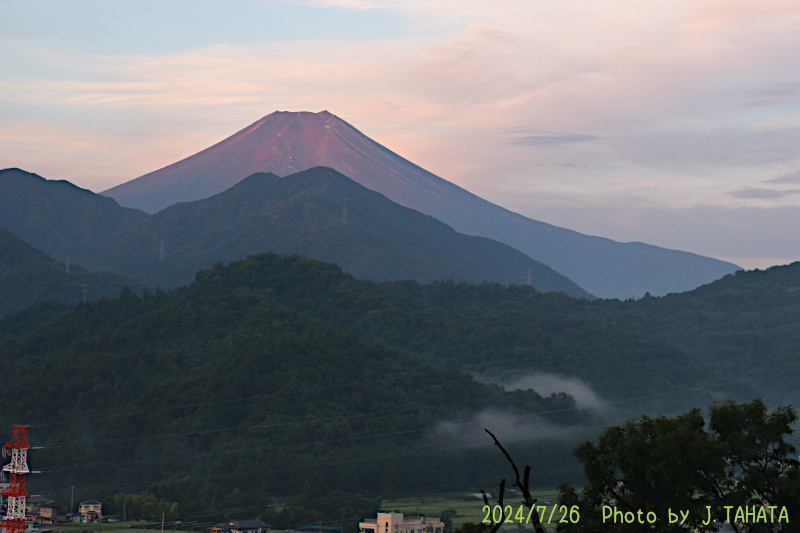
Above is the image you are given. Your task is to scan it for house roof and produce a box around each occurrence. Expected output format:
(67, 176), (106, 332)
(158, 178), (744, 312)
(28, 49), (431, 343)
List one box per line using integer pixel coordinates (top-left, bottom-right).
(27, 496), (55, 504)
(80, 500), (102, 505)
(40, 502), (63, 509)
(226, 519), (268, 529)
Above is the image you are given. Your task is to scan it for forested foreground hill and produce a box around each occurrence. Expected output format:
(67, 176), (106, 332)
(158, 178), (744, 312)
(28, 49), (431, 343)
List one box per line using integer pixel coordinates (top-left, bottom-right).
(0, 255), (589, 516)
(576, 262), (800, 407)
(4, 254), (793, 519)
(364, 261), (800, 408)
(188, 256), (727, 408)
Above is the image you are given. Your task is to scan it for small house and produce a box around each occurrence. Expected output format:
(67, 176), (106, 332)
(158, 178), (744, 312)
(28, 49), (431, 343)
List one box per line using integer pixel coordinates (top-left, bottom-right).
(39, 503), (68, 525)
(26, 496), (56, 517)
(78, 500), (102, 522)
(360, 513), (444, 533)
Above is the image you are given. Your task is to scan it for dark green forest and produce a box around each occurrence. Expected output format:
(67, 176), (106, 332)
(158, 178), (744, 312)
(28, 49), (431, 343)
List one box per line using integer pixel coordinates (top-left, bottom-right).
(2, 254), (800, 528)
(556, 399), (800, 533)
(0, 254), (591, 524)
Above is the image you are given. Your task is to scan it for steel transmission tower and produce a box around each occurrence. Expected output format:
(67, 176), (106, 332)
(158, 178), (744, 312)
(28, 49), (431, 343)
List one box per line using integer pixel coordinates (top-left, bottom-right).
(1, 425), (30, 533)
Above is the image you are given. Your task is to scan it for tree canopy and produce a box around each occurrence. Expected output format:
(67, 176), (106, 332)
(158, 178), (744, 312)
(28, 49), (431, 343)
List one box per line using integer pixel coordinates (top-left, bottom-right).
(557, 399), (799, 533)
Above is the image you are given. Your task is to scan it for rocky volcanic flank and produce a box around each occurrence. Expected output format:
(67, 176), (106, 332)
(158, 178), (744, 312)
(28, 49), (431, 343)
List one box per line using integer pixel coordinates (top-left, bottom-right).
(103, 111), (739, 298)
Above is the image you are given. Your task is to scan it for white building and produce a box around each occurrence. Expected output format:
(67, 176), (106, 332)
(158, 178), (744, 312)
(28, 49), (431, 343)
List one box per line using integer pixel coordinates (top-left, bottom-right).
(359, 513), (444, 533)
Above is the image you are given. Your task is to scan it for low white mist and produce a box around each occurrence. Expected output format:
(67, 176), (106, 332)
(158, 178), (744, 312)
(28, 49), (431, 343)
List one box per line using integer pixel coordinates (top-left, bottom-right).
(430, 409), (585, 448)
(504, 372), (608, 413)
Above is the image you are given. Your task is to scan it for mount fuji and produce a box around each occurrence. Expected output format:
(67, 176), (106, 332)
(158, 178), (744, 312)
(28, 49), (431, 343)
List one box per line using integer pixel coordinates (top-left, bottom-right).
(103, 111), (739, 298)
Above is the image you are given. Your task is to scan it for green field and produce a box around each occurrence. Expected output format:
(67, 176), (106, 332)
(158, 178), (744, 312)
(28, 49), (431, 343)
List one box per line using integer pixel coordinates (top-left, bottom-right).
(48, 489), (568, 533)
(378, 490), (565, 530)
(48, 522), (165, 533)
(46, 522), (286, 533)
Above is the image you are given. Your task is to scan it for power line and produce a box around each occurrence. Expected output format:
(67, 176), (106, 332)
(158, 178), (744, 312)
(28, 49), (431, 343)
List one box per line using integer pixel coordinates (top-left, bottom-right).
(141, 468), (580, 523)
(42, 454), (582, 514)
(26, 375), (800, 523)
(28, 339), (786, 435)
(34, 348), (799, 451)
(32, 368), (800, 489)
(46, 356), (794, 455)
(29, 372), (421, 429)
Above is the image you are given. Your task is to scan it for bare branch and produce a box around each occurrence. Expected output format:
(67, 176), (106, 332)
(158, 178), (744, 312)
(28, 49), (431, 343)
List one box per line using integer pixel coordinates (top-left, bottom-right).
(481, 479), (506, 533)
(485, 429), (545, 533)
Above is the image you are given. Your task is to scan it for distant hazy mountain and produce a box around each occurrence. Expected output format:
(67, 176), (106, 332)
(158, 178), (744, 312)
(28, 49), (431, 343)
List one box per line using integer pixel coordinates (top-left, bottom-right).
(0, 228), (141, 315)
(0, 168), (148, 260)
(86, 167), (591, 296)
(103, 111), (740, 298)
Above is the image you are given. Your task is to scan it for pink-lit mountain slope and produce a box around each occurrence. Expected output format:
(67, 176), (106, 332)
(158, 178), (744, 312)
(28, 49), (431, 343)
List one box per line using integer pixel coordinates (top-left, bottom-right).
(103, 111), (740, 299)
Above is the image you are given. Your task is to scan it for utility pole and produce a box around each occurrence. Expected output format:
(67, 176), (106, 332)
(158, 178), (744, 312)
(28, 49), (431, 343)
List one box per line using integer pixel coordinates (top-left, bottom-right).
(70, 486), (74, 513)
(123, 500), (126, 522)
(161, 511), (165, 533)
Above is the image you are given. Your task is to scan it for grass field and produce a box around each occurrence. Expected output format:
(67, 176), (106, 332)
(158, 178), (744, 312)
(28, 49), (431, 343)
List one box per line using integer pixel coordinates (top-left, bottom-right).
(378, 489), (565, 531)
(48, 522), (165, 533)
(48, 488), (568, 533)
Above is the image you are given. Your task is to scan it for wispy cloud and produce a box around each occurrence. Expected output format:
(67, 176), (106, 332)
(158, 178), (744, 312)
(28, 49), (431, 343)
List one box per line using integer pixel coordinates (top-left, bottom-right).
(743, 82), (800, 107)
(503, 130), (600, 147)
(726, 187), (800, 200)
(613, 128), (800, 170)
(765, 170), (800, 185)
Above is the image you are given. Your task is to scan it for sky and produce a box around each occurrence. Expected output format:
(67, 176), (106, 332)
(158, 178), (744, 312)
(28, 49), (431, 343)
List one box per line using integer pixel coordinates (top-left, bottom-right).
(2, 1), (800, 269)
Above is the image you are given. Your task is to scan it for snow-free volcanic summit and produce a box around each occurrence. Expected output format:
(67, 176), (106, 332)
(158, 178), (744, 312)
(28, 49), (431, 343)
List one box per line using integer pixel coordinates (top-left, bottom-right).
(103, 111), (739, 298)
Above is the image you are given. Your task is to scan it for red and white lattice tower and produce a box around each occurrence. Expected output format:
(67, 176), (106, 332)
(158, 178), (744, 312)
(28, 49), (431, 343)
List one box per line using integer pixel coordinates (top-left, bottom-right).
(1, 426), (30, 533)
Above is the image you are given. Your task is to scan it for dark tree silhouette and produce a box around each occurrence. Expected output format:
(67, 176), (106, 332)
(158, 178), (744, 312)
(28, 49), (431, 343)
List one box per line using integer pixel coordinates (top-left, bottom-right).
(484, 429), (545, 533)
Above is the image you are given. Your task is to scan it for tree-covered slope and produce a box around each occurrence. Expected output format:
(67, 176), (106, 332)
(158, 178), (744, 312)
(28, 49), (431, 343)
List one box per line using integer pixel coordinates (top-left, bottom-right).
(365, 263), (800, 409)
(2, 255), (586, 515)
(578, 263), (800, 407)
(3, 252), (783, 521)
(0, 228), (142, 316)
(1, 167), (591, 298)
(83, 168), (591, 297)
(0, 168), (148, 259)
(104, 254), (725, 409)
(0, 300), (71, 337)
